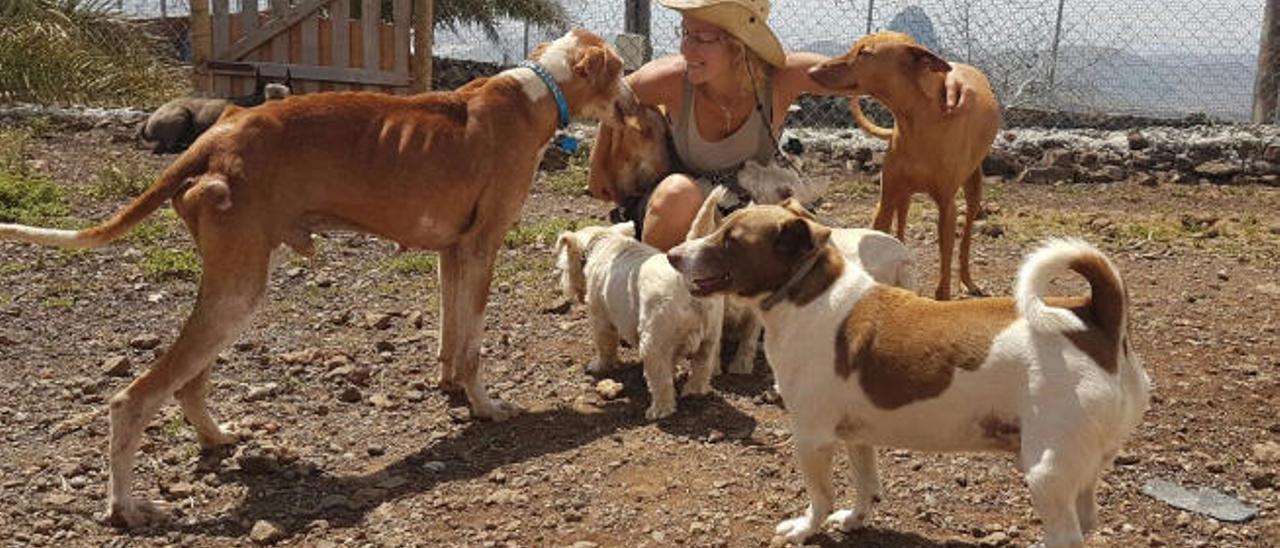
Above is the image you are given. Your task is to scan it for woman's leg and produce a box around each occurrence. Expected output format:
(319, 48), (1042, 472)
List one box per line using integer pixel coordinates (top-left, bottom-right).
(641, 174), (706, 251)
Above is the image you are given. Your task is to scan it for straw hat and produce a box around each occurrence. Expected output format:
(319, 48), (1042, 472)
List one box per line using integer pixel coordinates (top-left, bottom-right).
(658, 0), (787, 67)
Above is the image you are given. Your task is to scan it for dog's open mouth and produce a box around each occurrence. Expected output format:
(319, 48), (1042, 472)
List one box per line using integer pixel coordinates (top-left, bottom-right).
(690, 273), (731, 296)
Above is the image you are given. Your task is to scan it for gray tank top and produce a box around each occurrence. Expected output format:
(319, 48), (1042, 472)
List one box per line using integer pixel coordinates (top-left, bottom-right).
(672, 73), (777, 175)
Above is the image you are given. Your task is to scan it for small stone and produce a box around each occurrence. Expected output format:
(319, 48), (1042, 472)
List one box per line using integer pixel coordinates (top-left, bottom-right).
(367, 444), (385, 457)
(32, 519), (56, 534)
(369, 393), (394, 409)
(101, 355), (131, 377)
(979, 531), (1009, 546)
(1020, 165), (1075, 184)
(281, 348), (319, 365)
(1251, 441), (1280, 464)
(1247, 467), (1275, 490)
(249, 519), (286, 545)
(594, 379), (624, 400)
(1127, 130), (1150, 150)
(167, 481), (195, 497)
(1136, 173), (1159, 186)
(1194, 161), (1241, 179)
(337, 386), (362, 403)
(1115, 453), (1141, 465)
(129, 334), (162, 350)
(374, 340), (396, 353)
(46, 493), (73, 505)
(365, 313), (394, 330)
(407, 311), (424, 329)
(1216, 270), (1230, 281)
(422, 461), (447, 473)
(245, 383), (279, 402)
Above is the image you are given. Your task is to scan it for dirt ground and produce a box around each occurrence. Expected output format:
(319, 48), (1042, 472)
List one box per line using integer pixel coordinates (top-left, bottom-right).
(0, 124), (1278, 548)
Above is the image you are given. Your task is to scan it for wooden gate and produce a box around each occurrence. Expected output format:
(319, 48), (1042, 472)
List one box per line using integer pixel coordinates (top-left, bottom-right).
(189, 0), (433, 96)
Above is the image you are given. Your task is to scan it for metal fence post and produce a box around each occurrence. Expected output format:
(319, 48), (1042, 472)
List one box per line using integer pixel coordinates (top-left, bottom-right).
(1047, 0), (1066, 94)
(625, 0), (652, 62)
(865, 0), (875, 35)
(1253, 0), (1279, 123)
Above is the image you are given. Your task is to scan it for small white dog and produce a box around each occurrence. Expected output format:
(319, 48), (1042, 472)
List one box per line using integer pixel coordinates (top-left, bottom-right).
(556, 219), (722, 420)
(668, 203), (1151, 548)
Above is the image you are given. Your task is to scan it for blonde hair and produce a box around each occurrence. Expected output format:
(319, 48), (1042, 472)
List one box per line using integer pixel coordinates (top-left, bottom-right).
(726, 37), (773, 97)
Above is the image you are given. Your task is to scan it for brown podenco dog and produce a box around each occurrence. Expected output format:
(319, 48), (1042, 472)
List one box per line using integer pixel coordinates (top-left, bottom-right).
(809, 31), (1000, 300)
(0, 29), (636, 527)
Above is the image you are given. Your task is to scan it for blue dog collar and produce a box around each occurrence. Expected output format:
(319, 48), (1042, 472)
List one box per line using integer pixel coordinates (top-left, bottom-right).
(519, 60), (571, 129)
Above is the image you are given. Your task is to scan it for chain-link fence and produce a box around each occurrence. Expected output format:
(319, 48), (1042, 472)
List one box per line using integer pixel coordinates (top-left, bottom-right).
(428, 0), (1276, 127)
(99, 1), (1278, 126)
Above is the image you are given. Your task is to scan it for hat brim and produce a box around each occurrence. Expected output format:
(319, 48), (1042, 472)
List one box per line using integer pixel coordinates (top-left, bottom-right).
(660, 1), (787, 67)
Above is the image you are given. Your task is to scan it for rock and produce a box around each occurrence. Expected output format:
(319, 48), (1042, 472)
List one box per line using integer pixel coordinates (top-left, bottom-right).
(1114, 452), (1140, 466)
(1141, 478), (1260, 522)
(46, 493), (73, 506)
(337, 386), (362, 403)
(979, 531), (1010, 546)
(245, 383), (279, 402)
(1216, 270), (1230, 281)
(374, 340), (396, 353)
(1127, 130), (1150, 150)
(982, 149), (1023, 179)
(101, 355), (131, 377)
(1251, 441), (1280, 463)
(365, 312), (394, 330)
(167, 481), (195, 497)
(1264, 144), (1280, 163)
(249, 519), (286, 545)
(1086, 165), (1126, 183)
(407, 311), (424, 329)
(594, 379), (624, 400)
(129, 334), (162, 350)
(1247, 467), (1275, 490)
(1042, 149), (1076, 168)
(369, 392), (394, 409)
(367, 444), (385, 457)
(1135, 173), (1159, 187)
(422, 461), (447, 474)
(1194, 161), (1241, 179)
(1020, 166), (1075, 184)
(782, 136), (804, 155)
(569, 542), (600, 548)
(539, 145), (571, 172)
(281, 348), (319, 365)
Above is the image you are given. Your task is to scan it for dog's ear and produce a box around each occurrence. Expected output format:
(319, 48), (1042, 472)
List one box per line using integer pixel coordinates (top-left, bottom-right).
(573, 47), (608, 80)
(779, 198), (816, 220)
(906, 44), (951, 73)
(776, 217), (831, 258)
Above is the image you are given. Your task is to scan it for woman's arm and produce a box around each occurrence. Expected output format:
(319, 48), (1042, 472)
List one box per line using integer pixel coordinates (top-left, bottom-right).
(774, 51), (975, 112)
(625, 55), (685, 109)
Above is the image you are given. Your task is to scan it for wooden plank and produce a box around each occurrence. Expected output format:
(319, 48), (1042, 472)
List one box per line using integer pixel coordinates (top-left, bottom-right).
(210, 62), (411, 86)
(270, 0), (288, 65)
(411, 0), (432, 92)
(191, 0), (213, 93)
(331, 0), (351, 90)
(241, 0), (258, 39)
(229, 16), (246, 94)
(302, 12), (320, 93)
(362, 0), (379, 78)
(393, 0), (409, 77)
(213, 0), (231, 95)
(223, 0), (331, 62)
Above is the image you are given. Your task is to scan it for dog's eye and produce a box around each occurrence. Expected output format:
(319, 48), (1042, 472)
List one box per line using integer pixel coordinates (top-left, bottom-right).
(857, 48), (872, 57)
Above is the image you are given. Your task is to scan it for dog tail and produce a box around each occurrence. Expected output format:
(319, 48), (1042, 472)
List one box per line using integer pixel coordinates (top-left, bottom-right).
(0, 137), (211, 248)
(555, 231), (589, 304)
(850, 96), (894, 141)
(687, 185), (730, 241)
(1016, 238), (1127, 340)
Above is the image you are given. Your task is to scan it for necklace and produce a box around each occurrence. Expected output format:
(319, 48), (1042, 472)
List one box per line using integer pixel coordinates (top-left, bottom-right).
(698, 86), (745, 136)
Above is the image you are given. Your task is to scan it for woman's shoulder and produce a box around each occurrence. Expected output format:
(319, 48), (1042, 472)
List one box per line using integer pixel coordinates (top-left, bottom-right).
(627, 55), (686, 106)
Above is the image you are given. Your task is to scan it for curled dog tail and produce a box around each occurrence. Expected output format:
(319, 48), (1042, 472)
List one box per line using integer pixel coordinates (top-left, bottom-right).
(555, 231), (588, 304)
(686, 185), (731, 241)
(1015, 238), (1127, 339)
(0, 137), (211, 249)
(850, 95), (894, 141)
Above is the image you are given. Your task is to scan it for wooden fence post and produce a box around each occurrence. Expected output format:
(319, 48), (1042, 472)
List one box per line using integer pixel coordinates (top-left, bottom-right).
(190, 0), (212, 94)
(411, 0), (433, 93)
(1253, 0), (1279, 123)
(624, 0), (652, 62)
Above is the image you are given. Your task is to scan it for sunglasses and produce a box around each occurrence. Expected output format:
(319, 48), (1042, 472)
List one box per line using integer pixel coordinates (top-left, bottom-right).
(676, 25), (728, 46)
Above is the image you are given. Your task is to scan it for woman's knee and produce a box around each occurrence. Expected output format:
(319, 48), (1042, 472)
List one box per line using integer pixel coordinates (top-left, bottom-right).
(648, 174), (703, 216)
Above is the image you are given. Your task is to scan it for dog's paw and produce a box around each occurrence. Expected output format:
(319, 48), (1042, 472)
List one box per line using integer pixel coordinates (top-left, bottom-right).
(680, 381), (711, 398)
(645, 400), (676, 421)
(726, 359), (754, 375)
(471, 398), (522, 422)
(825, 508), (870, 532)
(101, 497), (171, 528)
(197, 421), (247, 449)
(585, 358), (615, 375)
(774, 515), (818, 545)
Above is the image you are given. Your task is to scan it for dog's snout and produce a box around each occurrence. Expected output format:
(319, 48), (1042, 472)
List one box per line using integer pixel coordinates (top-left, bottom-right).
(666, 248), (686, 271)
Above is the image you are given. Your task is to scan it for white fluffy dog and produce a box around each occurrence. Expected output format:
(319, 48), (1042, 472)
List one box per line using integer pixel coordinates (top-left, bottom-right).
(556, 218), (723, 420)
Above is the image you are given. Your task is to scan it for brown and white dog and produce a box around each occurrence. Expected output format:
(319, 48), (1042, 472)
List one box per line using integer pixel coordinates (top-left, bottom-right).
(0, 29), (636, 527)
(667, 205), (1151, 548)
(809, 31), (1001, 300)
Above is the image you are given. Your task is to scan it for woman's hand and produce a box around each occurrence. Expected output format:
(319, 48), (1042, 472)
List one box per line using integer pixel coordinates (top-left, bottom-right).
(944, 69), (975, 114)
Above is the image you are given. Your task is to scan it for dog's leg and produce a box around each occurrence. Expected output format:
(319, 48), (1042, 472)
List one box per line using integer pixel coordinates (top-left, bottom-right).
(827, 443), (879, 532)
(870, 191), (895, 235)
(436, 245), (462, 390)
(775, 438), (837, 545)
(106, 243), (268, 528)
(682, 313), (721, 398)
(726, 312), (761, 375)
(586, 309), (620, 375)
(1023, 442), (1086, 548)
(1075, 473), (1100, 536)
(893, 194), (910, 241)
(933, 193), (958, 300)
(639, 335), (677, 420)
(174, 366), (241, 449)
(959, 169), (985, 296)
(451, 240), (520, 421)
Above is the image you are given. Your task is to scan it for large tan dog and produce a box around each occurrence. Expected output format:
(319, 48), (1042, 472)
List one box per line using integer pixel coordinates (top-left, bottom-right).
(809, 31), (1000, 300)
(0, 28), (636, 527)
